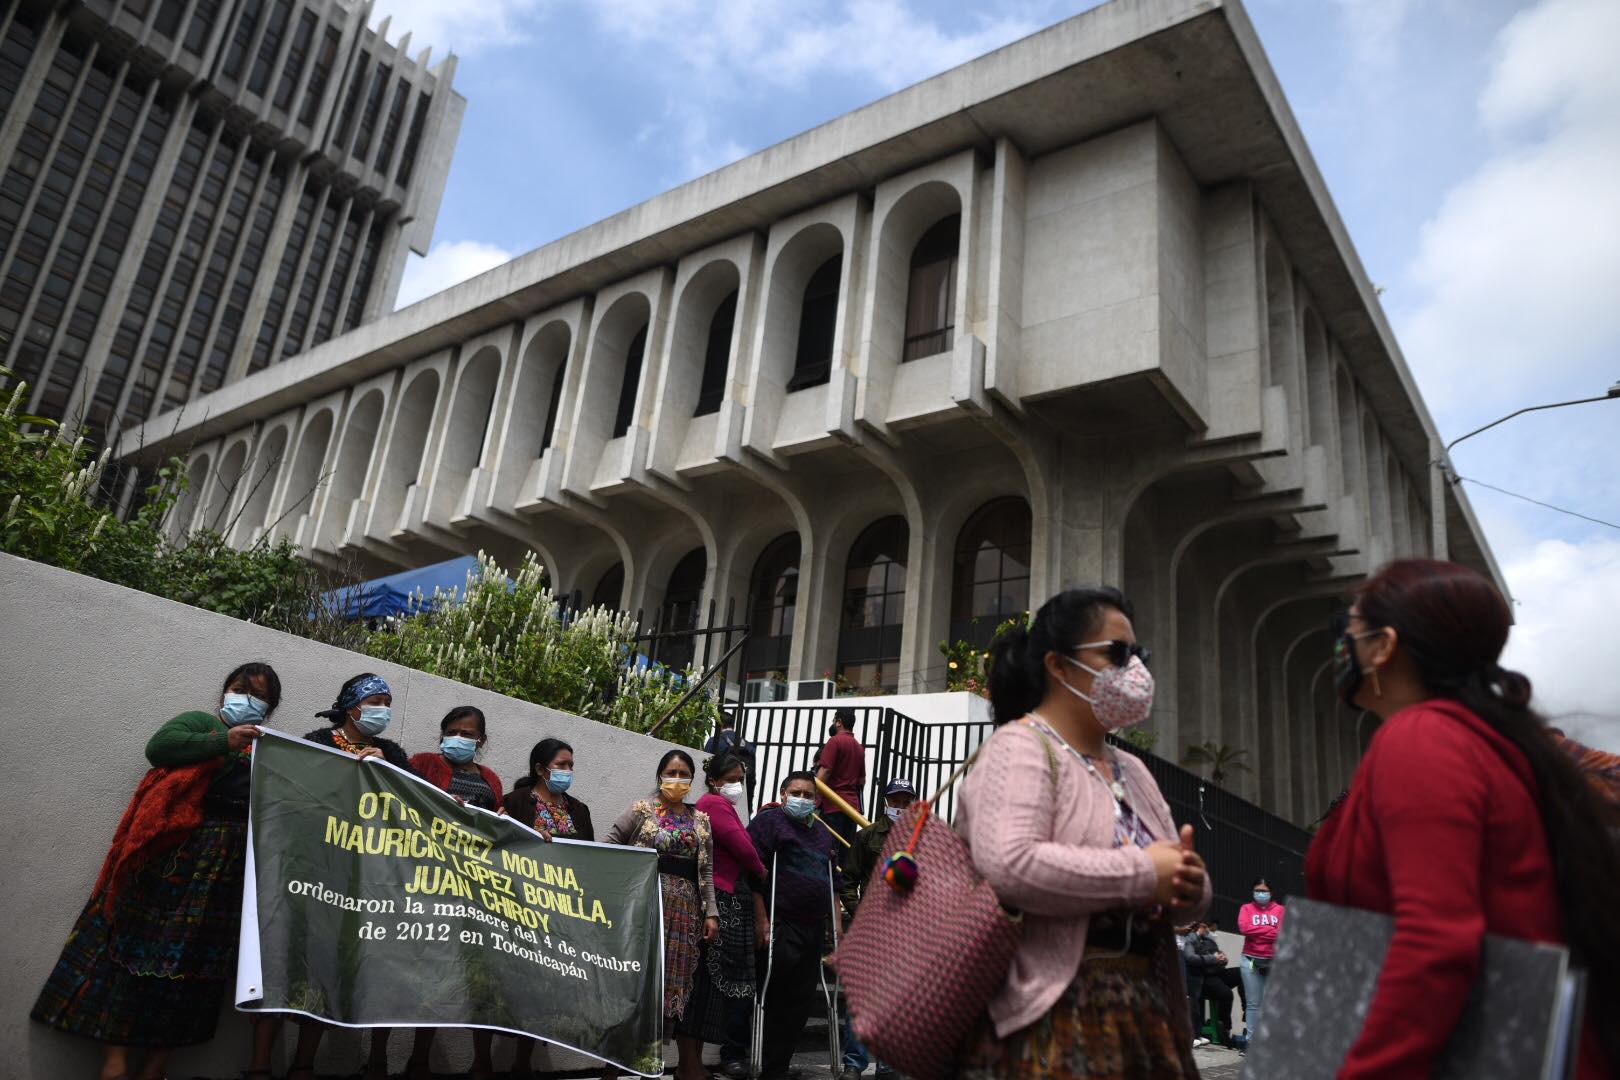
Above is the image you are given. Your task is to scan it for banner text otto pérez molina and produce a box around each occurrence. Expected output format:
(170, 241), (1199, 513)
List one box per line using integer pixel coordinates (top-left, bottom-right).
(237, 731), (664, 1075)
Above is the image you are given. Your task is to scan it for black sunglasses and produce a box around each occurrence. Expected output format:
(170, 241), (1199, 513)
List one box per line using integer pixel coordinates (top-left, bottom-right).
(1078, 639), (1152, 668)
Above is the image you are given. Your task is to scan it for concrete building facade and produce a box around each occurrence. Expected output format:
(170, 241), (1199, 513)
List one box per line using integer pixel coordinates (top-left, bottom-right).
(122, 0), (1501, 826)
(0, 0), (462, 445)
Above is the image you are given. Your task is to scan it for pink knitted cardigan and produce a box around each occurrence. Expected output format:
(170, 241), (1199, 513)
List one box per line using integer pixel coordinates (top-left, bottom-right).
(957, 719), (1210, 1037)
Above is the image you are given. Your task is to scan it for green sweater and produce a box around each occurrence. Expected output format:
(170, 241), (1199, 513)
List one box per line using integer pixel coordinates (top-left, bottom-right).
(144, 710), (231, 767)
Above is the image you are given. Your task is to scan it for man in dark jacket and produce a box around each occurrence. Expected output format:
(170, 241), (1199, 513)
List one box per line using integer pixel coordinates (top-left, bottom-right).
(1184, 922), (1234, 1046)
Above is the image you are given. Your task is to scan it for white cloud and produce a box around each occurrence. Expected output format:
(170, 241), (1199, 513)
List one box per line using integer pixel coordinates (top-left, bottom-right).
(591, 0), (1043, 93)
(1331, 0), (1414, 74)
(368, 0), (543, 57)
(1498, 536), (1620, 752)
(1398, 0), (1620, 411)
(395, 240), (515, 310)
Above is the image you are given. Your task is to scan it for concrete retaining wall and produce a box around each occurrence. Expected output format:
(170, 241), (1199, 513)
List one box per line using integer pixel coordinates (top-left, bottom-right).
(0, 553), (692, 1079)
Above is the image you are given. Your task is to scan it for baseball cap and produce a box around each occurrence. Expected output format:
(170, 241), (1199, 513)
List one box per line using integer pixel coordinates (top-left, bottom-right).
(884, 778), (917, 797)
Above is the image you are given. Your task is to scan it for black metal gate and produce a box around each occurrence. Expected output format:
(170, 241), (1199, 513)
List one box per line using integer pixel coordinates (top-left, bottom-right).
(727, 702), (1309, 928)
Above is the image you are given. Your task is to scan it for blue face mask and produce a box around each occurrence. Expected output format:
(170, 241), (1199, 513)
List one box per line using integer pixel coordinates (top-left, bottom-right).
(784, 795), (815, 820)
(220, 693), (267, 727)
(440, 735), (478, 763)
(1253, 891), (1271, 905)
(355, 705), (392, 736)
(546, 770), (574, 794)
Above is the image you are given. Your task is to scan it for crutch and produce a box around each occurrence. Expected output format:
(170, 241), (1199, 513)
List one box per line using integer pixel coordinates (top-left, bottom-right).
(819, 860), (843, 1073)
(749, 852), (779, 1079)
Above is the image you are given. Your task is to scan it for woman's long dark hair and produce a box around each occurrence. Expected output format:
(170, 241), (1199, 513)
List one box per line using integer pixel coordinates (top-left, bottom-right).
(1358, 558), (1620, 1062)
(986, 587), (1131, 724)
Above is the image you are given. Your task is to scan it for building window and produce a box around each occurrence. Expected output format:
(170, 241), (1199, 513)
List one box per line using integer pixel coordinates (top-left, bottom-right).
(836, 516), (908, 693)
(592, 562), (624, 611)
(612, 324), (647, 439)
(950, 497), (1031, 649)
(745, 534), (799, 680)
(787, 255), (840, 391)
(903, 214), (959, 361)
(694, 290), (737, 417)
(654, 548), (707, 672)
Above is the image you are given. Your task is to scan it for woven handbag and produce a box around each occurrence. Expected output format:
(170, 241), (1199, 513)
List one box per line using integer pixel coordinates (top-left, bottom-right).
(834, 727), (1057, 1077)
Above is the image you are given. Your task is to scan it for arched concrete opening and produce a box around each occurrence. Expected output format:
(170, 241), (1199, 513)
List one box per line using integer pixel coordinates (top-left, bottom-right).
(1386, 455), (1408, 557)
(170, 452), (212, 540)
(444, 346), (503, 477)
(373, 369), (439, 537)
(1263, 243), (1298, 418)
(202, 440), (248, 534)
(874, 181), (963, 374)
(949, 496), (1031, 650)
(1361, 413), (1389, 548)
(322, 389), (385, 548)
(761, 222), (844, 393)
(239, 424), (289, 539)
(653, 546), (708, 671)
(280, 409), (334, 536)
(522, 321), (572, 456)
(835, 515), (910, 694)
(744, 532), (800, 681)
(668, 259), (741, 422)
(1302, 308), (1332, 449)
(581, 292), (652, 448)
(1334, 365), (1360, 497)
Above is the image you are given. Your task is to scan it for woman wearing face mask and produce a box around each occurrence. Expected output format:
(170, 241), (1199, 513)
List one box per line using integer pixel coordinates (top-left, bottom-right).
(1234, 877), (1283, 1045)
(1307, 559), (1619, 1079)
(503, 737), (595, 841)
(682, 751), (767, 1077)
(402, 707), (506, 1080)
(32, 662), (284, 1080)
(409, 706), (504, 812)
(957, 587), (1209, 1078)
(302, 672), (411, 769)
(289, 672), (413, 1080)
(603, 750), (720, 1080)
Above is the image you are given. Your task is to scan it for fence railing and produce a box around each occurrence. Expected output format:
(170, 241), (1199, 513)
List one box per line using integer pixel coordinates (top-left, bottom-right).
(725, 702), (1310, 928)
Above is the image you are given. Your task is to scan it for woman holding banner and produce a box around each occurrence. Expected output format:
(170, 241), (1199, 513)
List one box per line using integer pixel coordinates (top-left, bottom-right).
(504, 736), (596, 842)
(31, 661), (283, 1080)
(603, 750), (720, 1080)
(288, 672), (414, 1080)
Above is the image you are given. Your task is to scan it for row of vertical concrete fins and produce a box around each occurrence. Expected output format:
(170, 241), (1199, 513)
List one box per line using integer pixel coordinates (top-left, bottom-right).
(167, 121), (1442, 826)
(0, 0), (459, 437)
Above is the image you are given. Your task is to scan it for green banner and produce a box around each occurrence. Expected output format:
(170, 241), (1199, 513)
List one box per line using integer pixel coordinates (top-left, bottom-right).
(235, 730), (664, 1075)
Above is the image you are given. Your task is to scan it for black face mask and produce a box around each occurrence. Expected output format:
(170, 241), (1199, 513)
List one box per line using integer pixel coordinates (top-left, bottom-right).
(1331, 614), (1376, 706)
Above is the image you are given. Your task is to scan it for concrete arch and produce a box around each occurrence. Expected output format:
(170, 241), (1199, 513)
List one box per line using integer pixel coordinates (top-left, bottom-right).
(759, 221), (845, 392)
(279, 407), (335, 539)
(867, 179), (963, 376)
(1406, 482), (1428, 555)
(1263, 242), (1298, 417)
(1361, 412), (1390, 552)
(237, 422), (290, 542)
(581, 291), (653, 447)
(1301, 307), (1332, 449)
(511, 319), (572, 463)
(443, 345), (504, 478)
(372, 368), (440, 538)
(665, 258), (741, 423)
(1385, 454), (1408, 557)
(634, 523), (711, 623)
(1334, 363), (1360, 498)
(321, 388), (385, 549)
(202, 438), (249, 534)
(171, 452), (213, 540)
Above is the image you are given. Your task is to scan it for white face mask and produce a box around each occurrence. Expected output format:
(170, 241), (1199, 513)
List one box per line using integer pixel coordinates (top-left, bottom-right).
(719, 781), (745, 800)
(885, 806), (902, 823)
(1059, 650), (1154, 731)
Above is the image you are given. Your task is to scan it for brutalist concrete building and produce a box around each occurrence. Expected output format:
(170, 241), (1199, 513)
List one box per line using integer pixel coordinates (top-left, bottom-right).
(0, 0), (462, 450)
(123, 0), (1501, 824)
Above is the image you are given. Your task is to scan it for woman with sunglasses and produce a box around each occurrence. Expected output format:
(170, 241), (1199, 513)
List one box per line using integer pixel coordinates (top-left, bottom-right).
(1308, 559), (1617, 1078)
(957, 587), (1209, 1078)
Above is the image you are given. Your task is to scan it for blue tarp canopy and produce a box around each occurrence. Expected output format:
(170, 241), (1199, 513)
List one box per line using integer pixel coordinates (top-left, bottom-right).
(320, 555), (480, 619)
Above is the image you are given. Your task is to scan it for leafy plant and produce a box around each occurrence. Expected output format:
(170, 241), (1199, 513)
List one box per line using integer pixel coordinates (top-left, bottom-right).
(1120, 728), (1159, 753)
(937, 613), (1030, 696)
(1182, 741), (1252, 785)
(364, 552), (718, 748)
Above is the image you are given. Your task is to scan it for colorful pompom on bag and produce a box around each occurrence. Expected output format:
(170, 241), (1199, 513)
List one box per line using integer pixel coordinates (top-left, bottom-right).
(833, 726), (1058, 1078)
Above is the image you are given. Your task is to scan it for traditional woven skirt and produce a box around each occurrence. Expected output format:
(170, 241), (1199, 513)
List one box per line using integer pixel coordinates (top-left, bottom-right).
(958, 951), (1197, 1080)
(661, 872), (703, 1023)
(31, 818), (247, 1047)
(677, 880), (756, 1042)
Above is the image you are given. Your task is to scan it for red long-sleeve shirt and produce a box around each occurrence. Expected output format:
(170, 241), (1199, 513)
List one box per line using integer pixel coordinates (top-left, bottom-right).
(1305, 699), (1605, 1080)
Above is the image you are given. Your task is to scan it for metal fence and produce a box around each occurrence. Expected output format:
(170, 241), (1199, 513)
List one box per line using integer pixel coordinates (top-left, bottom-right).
(726, 702), (1310, 928)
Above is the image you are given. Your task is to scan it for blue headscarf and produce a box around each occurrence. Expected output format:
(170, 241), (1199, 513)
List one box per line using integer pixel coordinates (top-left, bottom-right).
(317, 673), (392, 720)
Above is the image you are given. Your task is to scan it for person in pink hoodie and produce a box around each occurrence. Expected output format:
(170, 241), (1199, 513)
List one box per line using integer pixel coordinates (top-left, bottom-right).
(1236, 877), (1285, 1044)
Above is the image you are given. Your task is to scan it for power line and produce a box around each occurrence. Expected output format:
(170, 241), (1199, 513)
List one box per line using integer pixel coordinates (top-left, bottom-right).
(1456, 476), (1620, 533)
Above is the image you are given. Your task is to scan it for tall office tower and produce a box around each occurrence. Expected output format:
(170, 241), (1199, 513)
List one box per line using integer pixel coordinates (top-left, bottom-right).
(0, 0), (463, 441)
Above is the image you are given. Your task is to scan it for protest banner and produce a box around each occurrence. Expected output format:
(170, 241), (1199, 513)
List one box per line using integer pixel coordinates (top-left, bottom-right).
(235, 730), (664, 1075)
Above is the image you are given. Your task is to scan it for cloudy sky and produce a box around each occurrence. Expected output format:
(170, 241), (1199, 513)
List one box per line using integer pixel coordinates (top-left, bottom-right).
(376, 0), (1620, 750)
